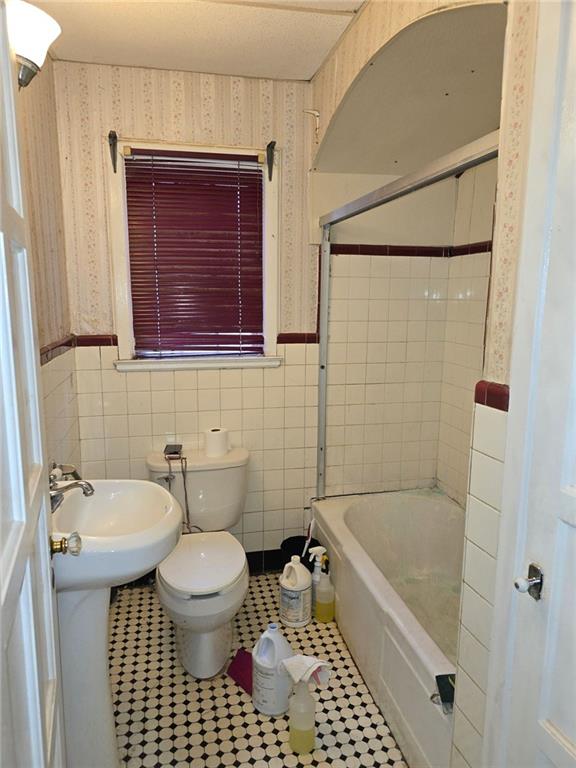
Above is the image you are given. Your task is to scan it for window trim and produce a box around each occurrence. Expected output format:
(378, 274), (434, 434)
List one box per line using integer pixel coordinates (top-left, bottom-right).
(108, 140), (279, 370)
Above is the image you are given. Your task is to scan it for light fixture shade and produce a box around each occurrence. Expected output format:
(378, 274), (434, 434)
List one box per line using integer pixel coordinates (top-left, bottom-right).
(8, 0), (61, 70)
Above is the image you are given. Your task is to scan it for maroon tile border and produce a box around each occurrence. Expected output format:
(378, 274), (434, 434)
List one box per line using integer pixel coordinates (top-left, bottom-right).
(451, 240), (493, 256)
(475, 380), (510, 412)
(330, 244), (450, 257)
(39, 334), (76, 366)
(330, 240), (492, 257)
(75, 334), (118, 347)
(40, 333), (118, 365)
(277, 333), (319, 344)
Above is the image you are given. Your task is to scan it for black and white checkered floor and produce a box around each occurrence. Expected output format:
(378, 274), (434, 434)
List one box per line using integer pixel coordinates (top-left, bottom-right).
(109, 573), (407, 768)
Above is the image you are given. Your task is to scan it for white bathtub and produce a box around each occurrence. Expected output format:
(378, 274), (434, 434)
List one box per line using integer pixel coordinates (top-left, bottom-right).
(313, 488), (465, 768)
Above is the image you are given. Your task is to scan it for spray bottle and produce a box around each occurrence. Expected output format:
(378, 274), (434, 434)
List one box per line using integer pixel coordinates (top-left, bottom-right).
(308, 545), (326, 609)
(281, 655), (331, 757)
(314, 567), (335, 623)
(289, 681), (316, 754)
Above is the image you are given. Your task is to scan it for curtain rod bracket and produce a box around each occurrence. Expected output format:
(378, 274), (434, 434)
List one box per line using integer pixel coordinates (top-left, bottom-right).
(266, 141), (276, 181)
(108, 130), (118, 173)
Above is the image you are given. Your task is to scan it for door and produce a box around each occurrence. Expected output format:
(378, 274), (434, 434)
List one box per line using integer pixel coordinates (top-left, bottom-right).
(482, 2), (575, 767)
(0, 3), (65, 766)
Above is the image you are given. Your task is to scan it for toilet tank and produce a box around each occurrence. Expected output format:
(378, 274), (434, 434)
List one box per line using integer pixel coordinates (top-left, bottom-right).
(146, 448), (249, 531)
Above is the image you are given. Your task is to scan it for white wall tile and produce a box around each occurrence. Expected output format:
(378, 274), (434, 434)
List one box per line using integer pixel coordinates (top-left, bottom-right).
(76, 370), (102, 394)
(453, 707), (482, 768)
(458, 627), (489, 693)
(472, 404), (507, 461)
(461, 584), (493, 649)
(75, 346), (101, 370)
(100, 346), (119, 370)
(77, 393), (103, 417)
(79, 416), (104, 440)
(464, 541), (496, 605)
(466, 495), (499, 557)
(469, 450), (503, 511)
(126, 371), (150, 392)
(455, 667), (486, 735)
(451, 745), (471, 768)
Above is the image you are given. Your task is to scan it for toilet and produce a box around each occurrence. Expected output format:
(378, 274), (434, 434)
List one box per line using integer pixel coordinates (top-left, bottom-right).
(147, 447), (250, 678)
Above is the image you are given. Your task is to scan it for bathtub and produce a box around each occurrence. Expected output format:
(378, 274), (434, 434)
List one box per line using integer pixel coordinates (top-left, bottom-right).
(313, 488), (465, 768)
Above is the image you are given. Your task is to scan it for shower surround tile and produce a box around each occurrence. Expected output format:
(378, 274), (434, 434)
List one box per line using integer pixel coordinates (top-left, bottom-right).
(109, 573), (407, 768)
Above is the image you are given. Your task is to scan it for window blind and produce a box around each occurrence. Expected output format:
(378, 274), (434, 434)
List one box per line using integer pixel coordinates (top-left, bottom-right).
(124, 149), (264, 357)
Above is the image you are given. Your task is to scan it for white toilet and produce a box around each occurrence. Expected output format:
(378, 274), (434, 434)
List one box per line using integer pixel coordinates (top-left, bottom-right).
(147, 447), (250, 678)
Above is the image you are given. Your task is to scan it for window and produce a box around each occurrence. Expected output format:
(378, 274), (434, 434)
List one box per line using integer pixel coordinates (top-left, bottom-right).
(110, 143), (279, 369)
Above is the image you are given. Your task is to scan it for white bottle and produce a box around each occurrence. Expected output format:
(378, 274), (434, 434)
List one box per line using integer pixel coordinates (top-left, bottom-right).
(308, 545), (326, 608)
(252, 623), (294, 716)
(289, 681), (316, 754)
(279, 555), (312, 628)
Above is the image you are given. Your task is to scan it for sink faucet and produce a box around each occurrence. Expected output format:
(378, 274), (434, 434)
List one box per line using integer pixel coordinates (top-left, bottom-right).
(50, 480), (95, 512)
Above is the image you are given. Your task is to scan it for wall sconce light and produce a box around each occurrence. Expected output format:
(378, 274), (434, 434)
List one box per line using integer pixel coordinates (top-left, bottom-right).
(7, 0), (61, 88)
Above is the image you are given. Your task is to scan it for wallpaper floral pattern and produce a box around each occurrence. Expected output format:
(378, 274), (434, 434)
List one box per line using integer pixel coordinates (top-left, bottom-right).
(52, 62), (314, 335)
(18, 57), (70, 348)
(483, 1), (538, 383)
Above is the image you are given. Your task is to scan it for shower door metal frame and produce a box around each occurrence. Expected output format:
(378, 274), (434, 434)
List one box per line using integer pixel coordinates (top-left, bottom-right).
(315, 130), (499, 498)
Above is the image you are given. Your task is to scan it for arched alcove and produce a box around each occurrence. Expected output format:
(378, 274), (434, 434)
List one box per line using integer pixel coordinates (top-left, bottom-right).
(314, 3), (507, 176)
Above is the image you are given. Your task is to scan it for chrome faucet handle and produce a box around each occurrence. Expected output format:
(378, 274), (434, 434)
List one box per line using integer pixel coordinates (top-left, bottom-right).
(50, 462), (82, 481)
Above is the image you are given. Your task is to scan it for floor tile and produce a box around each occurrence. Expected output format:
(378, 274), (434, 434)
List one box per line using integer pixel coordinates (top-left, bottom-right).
(109, 573), (407, 767)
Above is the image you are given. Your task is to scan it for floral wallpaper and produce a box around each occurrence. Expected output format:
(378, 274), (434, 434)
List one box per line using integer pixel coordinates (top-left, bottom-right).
(18, 57), (70, 348)
(483, 0), (538, 384)
(52, 62), (314, 335)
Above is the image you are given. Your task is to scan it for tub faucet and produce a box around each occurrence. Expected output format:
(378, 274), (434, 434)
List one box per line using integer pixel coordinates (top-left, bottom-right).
(50, 480), (95, 512)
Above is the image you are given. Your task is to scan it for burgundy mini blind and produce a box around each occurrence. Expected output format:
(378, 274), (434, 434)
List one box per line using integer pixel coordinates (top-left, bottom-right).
(125, 149), (264, 357)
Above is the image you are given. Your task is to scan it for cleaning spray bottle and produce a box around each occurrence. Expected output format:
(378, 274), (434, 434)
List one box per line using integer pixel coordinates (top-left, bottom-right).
(308, 546), (326, 608)
(289, 681), (316, 754)
(314, 565), (335, 623)
(281, 655), (331, 756)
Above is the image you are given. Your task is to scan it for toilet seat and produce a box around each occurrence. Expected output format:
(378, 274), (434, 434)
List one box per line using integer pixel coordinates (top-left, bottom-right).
(157, 531), (246, 598)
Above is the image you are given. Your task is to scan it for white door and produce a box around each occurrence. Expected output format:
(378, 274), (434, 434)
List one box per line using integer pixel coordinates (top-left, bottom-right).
(483, 2), (575, 767)
(0, 3), (65, 767)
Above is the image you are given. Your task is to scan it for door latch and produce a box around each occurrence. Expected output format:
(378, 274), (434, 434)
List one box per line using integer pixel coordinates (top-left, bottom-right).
(514, 562), (543, 601)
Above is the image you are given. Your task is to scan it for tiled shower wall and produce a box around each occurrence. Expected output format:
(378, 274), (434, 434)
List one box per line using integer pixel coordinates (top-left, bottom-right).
(40, 349), (80, 469)
(325, 254), (446, 495)
(325, 251), (490, 504)
(437, 252), (491, 505)
(73, 344), (318, 551)
(451, 403), (506, 768)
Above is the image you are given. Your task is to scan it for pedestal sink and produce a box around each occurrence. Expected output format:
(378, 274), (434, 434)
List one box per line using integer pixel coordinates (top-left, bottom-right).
(51, 480), (182, 768)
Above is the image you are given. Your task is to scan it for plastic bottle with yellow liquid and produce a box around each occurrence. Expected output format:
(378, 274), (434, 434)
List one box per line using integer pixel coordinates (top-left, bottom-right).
(289, 681), (316, 754)
(314, 571), (335, 622)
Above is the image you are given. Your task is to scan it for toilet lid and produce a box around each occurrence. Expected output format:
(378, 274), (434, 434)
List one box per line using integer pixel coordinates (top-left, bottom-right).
(158, 532), (246, 596)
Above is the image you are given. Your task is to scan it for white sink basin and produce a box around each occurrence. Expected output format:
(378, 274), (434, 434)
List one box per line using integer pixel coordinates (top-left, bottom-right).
(51, 478), (182, 768)
(51, 479), (182, 590)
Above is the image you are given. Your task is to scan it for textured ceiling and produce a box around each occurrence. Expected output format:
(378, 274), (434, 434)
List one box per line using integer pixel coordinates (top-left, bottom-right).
(314, 4), (507, 174)
(35, 0), (365, 80)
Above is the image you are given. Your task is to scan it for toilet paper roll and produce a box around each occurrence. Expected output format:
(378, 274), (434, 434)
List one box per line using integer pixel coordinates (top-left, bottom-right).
(204, 427), (229, 457)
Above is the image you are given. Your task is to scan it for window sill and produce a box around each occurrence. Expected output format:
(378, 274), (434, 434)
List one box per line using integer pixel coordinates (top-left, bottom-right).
(114, 356), (283, 372)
